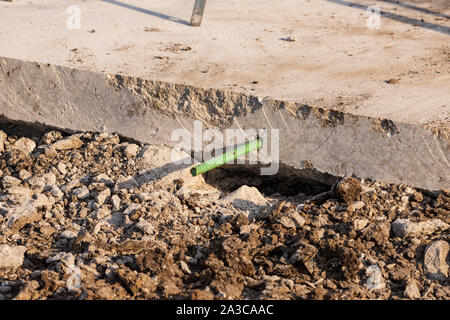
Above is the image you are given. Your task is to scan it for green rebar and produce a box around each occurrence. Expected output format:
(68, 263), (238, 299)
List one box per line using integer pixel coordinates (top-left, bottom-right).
(190, 138), (262, 176)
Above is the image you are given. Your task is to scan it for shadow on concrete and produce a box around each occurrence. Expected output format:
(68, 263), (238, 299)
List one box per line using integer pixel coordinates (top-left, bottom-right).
(379, 0), (450, 20)
(325, 0), (450, 35)
(102, 0), (189, 26)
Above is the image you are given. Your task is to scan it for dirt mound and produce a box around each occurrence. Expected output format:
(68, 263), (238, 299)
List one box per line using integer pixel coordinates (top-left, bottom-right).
(0, 124), (448, 300)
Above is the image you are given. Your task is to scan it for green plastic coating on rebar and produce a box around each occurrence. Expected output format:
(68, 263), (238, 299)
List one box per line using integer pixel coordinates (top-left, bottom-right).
(190, 139), (262, 176)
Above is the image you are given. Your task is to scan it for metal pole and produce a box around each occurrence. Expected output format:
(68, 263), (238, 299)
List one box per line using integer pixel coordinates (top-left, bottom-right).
(190, 0), (207, 26)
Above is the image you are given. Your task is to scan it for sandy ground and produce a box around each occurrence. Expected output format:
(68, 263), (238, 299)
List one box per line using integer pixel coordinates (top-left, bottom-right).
(0, 0), (449, 128)
(0, 122), (448, 300)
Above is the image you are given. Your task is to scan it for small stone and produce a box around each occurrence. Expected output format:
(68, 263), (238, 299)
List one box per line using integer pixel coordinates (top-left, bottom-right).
(72, 186), (89, 199)
(52, 134), (83, 150)
(59, 230), (78, 239)
(365, 265), (385, 290)
(94, 174), (114, 186)
(96, 188), (111, 205)
(64, 179), (80, 191)
(43, 145), (57, 158)
(353, 218), (369, 231)
(280, 216), (296, 229)
(221, 185), (268, 210)
(392, 219), (449, 238)
(123, 203), (141, 216)
(7, 186), (33, 198)
(2, 175), (21, 187)
(124, 144), (140, 158)
(46, 252), (75, 273)
(136, 145), (154, 164)
(135, 218), (154, 235)
(3, 194), (53, 235)
(336, 177), (362, 204)
(349, 201), (365, 212)
(404, 281), (421, 299)
(94, 206), (111, 220)
(411, 192), (423, 203)
(28, 172), (57, 188)
(287, 211), (305, 227)
(49, 185), (64, 199)
(0, 130), (6, 153)
(111, 194), (121, 210)
(114, 175), (138, 191)
(11, 137), (36, 154)
(0, 245), (27, 268)
(18, 169), (32, 180)
(14, 280), (40, 300)
(283, 36), (297, 42)
(423, 240), (449, 281)
(240, 225), (252, 234)
(40, 131), (62, 145)
(39, 223), (56, 237)
(293, 243), (318, 266)
(180, 261), (191, 274)
(56, 162), (67, 175)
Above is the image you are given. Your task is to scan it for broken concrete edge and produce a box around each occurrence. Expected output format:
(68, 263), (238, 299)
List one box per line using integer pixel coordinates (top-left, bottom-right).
(0, 56), (449, 190)
(106, 72), (450, 141)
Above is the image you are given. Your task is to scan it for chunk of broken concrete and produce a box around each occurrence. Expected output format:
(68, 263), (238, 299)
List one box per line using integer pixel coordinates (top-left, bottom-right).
(279, 211), (305, 229)
(96, 188), (111, 205)
(353, 218), (369, 231)
(52, 134), (83, 150)
(0, 130), (6, 153)
(124, 143), (139, 158)
(392, 219), (449, 238)
(0, 244), (27, 268)
(365, 265), (385, 290)
(28, 172), (57, 188)
(2, 175), (21, 188)
(72, 185), (89, 199)
(336, 177), (362, 204)
(423, 240), (449, 281)
(221, 185), (268, 210)
(3, 193), (53, 235)
(11, 137), (36, 154)
(404, 280), (421, 299)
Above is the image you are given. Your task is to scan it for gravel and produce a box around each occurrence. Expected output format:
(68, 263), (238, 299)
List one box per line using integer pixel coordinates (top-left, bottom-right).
(0, 125), (448, 300)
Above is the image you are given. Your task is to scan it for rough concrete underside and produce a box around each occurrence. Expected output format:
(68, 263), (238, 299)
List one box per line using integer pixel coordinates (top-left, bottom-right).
(0, 56), (449, 190)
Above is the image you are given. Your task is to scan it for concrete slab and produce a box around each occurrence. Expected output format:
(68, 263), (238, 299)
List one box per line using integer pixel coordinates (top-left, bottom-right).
(0, 0), (449, 189)
(1, 56), (448, 190)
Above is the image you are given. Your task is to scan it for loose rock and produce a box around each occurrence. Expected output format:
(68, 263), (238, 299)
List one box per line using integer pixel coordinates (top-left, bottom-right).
(365, 265), (385, 290)
(124, 144), (139, 158)
(404, 281), (421, 299)
(392, 219), (449, 238)
(424, 240), (449, 281)
(0, 245), (27, 268)
(52, 134), (83, 150)
(336, 177), (362, 204)
(221, 185), (268, 209)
